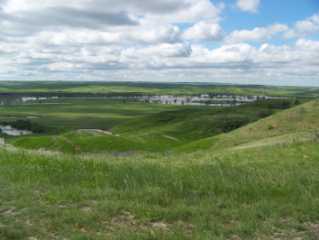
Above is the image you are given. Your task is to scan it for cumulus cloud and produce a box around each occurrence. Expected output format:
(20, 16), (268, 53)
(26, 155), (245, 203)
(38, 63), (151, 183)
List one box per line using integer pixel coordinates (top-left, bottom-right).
(285, 13), (319, 38)
(0, 0), (318, 85)
(183, 21), (222, 41)
(226, 24), (288, 43)
(1, 0), (221, 26)
(31, 24), (181, 47)
(237, 0), (260, 13)
(225, 13), (319, 44)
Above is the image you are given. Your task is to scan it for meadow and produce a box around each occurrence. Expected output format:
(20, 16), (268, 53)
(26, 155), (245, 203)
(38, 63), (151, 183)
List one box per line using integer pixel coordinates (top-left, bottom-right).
(1, 81), (319, 97)
(0, 82), (319, 239)
(1, 97), (298, 153)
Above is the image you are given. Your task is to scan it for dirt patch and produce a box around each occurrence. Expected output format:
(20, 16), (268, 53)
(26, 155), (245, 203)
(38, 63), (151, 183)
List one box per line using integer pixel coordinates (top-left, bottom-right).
(110, 211), (137, 228)
(26, 116), (39, 119)
(77, 129), (114, 136)
(105, 211), (194, 235)
(232, 131), (317, 151)
(163, 135), (180, 142)
(229, 235), (241, 240)
(261, 221), (319, 240)
(151, 222), (169, 230)
(80, 206), (92, 213)
(28, 237), (38, 240)
(307, 223), (319, 239)
(0, 207), (18, 217)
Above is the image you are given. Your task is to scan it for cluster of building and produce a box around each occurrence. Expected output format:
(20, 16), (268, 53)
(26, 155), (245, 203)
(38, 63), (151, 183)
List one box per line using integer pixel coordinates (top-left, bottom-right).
(0, 93), (284, 107)
(21, 96), (59, 103)
(138, 94), (280, 107)
(0, 96), (59, 105)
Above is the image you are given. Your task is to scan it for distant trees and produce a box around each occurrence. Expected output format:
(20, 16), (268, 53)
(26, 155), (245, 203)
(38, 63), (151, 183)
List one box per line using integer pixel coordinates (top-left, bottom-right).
(255, 99), (301, 110)
(213, 115), (251, 133)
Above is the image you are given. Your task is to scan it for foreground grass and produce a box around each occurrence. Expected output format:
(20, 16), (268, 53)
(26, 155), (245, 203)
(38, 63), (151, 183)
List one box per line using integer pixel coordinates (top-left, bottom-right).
(1, 141), (319, 239)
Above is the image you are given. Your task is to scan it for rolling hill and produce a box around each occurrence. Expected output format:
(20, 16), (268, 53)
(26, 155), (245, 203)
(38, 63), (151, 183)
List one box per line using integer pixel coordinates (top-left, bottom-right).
(178, 99), (319, 153)
(7, 100), (298, 154)
(1, 100), (319, 239)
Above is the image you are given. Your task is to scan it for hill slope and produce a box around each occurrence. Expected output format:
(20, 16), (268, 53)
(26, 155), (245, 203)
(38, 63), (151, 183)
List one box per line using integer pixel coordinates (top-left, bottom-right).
(8, 101), (287, 153)
(1, 128), (319, 239)
(1, 100), (319, 239)
(179, 100), (319, 152)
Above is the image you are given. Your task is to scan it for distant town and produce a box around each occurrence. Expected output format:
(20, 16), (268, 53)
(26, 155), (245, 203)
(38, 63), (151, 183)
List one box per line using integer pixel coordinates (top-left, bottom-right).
(0, 93), (286, 107)
(137, 94), (285, 107)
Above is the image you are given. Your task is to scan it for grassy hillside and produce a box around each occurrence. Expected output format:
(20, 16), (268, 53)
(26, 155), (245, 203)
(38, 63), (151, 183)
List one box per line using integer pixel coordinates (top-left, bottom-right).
(0, 99), (182, 133)
(179, 100), (319, 152)
(1, 97), (319, 239)
(10, 131), (147, 154)
(113, 104), (268, 140)
(7, 100), (296, 154)
(1, 138), (319, 239)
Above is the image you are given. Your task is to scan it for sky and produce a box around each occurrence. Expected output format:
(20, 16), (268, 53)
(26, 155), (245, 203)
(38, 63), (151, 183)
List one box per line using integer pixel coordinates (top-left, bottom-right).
(0, 0), (319, 86)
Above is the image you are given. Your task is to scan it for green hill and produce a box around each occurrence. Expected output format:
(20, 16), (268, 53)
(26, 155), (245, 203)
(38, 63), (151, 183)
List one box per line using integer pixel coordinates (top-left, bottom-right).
(8, 101), (284, 154)
(179, 99), (319, 152)
(1, 100), (319, 239)
(9, 130), (145, 154)
(1, 122), (319, 239)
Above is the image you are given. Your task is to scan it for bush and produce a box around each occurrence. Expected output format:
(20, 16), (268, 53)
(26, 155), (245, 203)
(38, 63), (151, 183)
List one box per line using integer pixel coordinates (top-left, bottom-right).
(255, 99), (298, 110)
(257, 109), (273, 118)
(215, 115), (251, 133)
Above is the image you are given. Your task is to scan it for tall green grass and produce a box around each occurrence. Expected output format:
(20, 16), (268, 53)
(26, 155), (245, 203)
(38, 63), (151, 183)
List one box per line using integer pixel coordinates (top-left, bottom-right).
(1, 140), (319, 239)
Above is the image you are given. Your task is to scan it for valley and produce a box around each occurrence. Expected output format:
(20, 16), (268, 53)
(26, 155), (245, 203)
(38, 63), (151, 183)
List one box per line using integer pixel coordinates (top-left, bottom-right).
(0, 82), (318, 239)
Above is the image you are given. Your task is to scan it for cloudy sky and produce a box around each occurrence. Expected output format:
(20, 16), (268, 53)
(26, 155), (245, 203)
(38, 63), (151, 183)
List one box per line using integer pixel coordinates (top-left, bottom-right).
(0, 0), (319, 86)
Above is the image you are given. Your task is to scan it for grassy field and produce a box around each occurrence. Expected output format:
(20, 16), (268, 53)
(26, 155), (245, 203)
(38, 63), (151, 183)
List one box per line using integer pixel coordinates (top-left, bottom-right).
(0, 83), (319, 239)
(1, 127), (319, 239)
(2, 98), (299, 153)
(1, 81), (319, 97)
(0, 99), (183, 131)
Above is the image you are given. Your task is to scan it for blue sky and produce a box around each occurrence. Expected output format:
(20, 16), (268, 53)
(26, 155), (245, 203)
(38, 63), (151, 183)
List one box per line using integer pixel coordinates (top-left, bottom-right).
(223, 0), (318, 30)
(222, 0), (319, 48)
(0, 0), (319, 86)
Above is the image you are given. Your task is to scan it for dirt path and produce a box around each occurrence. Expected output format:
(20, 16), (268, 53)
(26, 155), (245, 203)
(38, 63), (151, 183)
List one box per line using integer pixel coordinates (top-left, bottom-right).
(232, 131), (317, 151)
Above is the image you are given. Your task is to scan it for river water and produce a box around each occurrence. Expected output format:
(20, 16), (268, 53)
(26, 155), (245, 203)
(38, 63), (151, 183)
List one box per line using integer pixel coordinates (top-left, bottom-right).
(0, 125), (32, 136)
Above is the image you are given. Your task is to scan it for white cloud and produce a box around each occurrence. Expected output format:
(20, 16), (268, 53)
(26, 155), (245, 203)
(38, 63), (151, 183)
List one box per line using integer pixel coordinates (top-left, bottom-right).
(296, 38), (319, 51)
(285, 13), (319, 38)
(32, 24), (181, 47)
(237, 0), (260, 13)
(226, 24), (288, 43)
(126, 43), (192, 59)
(47, 62), (81, 71)
(183, 21), (222, 41)
(1, 0), (222, 26)
(224, 12), (319, 44)
(0, 0), (319, 85)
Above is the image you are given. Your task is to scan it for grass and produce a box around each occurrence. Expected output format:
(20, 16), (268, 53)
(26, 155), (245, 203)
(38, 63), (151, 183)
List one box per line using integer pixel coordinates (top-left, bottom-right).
(178, 100), (319, 153)
(6, 99), (300, 153)
(1, 81), (319, 97)
(1, 139), (319, 239)
(0, 99), (184, 133)
(0, 82), (319, 239)
(10, 131), (152, 154)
